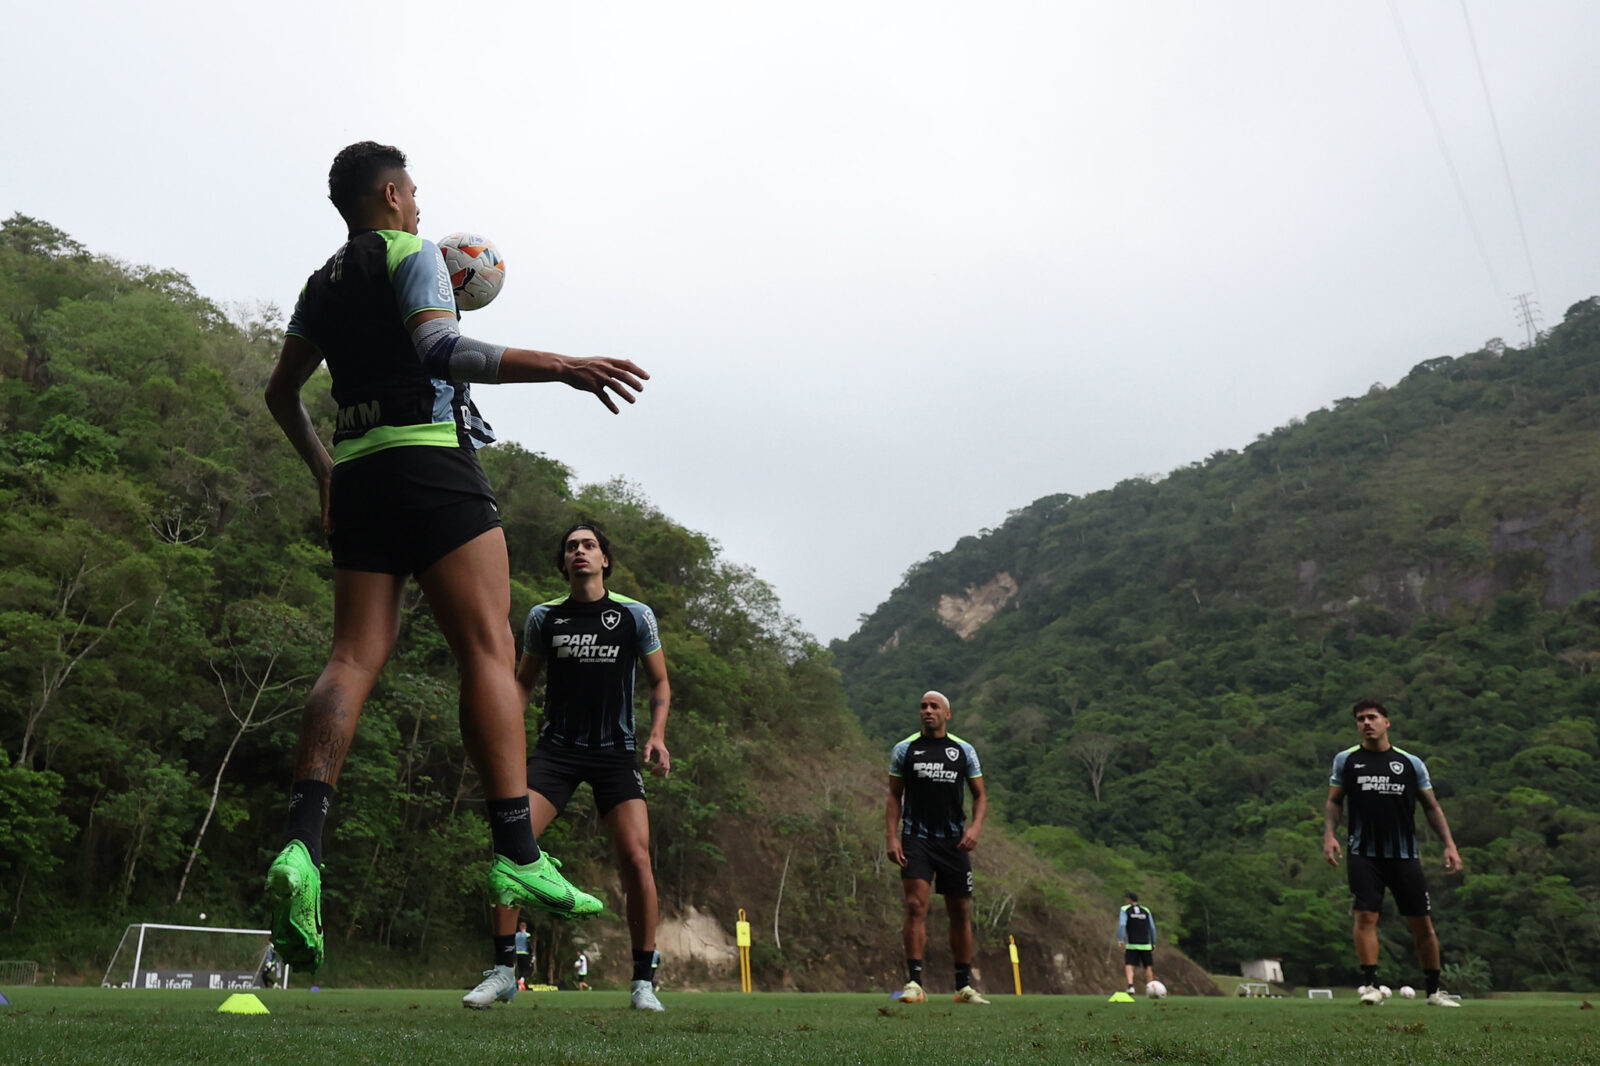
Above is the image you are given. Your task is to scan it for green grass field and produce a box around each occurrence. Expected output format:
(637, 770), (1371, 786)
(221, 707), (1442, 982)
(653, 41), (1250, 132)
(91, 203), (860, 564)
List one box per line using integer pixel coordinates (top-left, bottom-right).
(3, 988), (1596, 1065)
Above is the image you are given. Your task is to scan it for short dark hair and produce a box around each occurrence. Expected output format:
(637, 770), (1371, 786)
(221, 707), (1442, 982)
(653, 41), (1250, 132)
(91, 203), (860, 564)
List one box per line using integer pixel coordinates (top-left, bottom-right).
(328, 141), (407, 222)
(556, 523), (613, 578)
(1125, 892), (1139, 902)
(1352, 698), (1389, 718)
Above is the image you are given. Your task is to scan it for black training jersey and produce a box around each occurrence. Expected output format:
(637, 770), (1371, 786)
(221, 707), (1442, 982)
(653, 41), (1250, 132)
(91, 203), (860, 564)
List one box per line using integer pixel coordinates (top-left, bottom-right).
(889, 732), (982, 841)
(1118, 904), (1157, 950)
(1330, 745), (1434, 859)
(286, 229), (495, 464)
(524, 593), (661, 751)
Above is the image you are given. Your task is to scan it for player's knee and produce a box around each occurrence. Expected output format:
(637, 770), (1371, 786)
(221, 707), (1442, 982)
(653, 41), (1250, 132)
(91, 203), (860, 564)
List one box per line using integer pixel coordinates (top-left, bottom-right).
(904, 897), (929, 919)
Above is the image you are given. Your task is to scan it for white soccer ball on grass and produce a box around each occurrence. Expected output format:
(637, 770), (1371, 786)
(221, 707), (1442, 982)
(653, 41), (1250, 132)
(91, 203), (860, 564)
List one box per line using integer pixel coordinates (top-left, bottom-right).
(1379, 985), (1392, 998)
(1147, 980), (1167, 999)
(1399, 985), (1416, 999)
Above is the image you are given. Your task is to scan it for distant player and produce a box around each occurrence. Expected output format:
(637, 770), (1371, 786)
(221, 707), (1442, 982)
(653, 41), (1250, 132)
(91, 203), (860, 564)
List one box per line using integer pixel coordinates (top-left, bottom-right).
(574, 950), (591, 991)
(1117, 892), (1158, 994)
(465, 524), (671, 1011)
(886, 691), (989, 1005)
(514, 921), (532, 989)
(263, 141), (644, 976)
(1323, 699), (1463, 1007)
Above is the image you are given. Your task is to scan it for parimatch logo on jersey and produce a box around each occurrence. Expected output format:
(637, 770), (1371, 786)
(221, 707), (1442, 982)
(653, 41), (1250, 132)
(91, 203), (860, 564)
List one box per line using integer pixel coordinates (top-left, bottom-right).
(551, 633), (621, 661)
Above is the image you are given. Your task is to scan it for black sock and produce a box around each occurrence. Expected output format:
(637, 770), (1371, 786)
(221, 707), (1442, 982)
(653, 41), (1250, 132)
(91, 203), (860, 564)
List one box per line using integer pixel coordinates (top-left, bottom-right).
(633, 949), (659, 983)
(955, 963), (972, 990)
(1425, 969), (1441, 995)
(286, 780), (334, 867)
(493, 934), (517, 969)
(907, 959), (923, 984)
(1361, 964), (1378, 986)
(485, 797), (541, 864)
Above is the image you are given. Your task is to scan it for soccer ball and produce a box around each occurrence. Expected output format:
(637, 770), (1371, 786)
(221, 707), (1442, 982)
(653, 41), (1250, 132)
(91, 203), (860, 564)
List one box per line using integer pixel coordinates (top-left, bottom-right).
(1399, 985), (1416, 999)
(438, 232), (505, 311)
(1147, 980), (1167, 999)
(1379, 985), (1392, 999)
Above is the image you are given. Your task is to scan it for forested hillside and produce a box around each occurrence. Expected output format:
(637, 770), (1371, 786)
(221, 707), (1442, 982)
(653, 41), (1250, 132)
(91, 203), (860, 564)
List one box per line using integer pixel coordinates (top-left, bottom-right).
(0, 215), (1205, 995)
(835, 299), (1600, 991)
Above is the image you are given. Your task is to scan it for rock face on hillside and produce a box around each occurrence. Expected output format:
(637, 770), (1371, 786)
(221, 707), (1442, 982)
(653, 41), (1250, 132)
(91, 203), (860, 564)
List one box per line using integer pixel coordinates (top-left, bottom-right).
(936, 572), (1019, 639)
(1292, 501), (1598, 623)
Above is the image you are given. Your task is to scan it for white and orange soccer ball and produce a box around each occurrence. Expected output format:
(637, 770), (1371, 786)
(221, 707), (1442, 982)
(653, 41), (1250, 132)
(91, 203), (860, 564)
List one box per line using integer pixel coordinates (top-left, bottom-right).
(1147, 980), (1167, 999)
(438, 232), (505, 311)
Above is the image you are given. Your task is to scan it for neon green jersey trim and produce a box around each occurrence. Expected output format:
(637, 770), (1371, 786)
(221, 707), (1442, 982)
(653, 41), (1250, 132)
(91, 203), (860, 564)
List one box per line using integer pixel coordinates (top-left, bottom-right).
(333, 423), (458, 464)
(379, 230), (424, 278)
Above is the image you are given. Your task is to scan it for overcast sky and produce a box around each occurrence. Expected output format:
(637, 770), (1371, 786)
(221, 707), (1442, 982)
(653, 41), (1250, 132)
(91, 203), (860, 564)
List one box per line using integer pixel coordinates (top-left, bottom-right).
(5, 2), (1597, 642)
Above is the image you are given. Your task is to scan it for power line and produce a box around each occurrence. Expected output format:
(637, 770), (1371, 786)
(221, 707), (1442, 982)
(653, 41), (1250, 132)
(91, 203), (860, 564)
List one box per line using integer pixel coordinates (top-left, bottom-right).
(1458, 0), (1542, 303)
(1384, 0), (1504, 301)
(1513, 292), (1542, 347)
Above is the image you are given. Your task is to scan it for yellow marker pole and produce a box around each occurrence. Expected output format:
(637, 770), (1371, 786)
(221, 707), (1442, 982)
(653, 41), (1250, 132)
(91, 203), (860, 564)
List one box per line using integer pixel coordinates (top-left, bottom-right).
(1009, 936), (1022, 996)
(736, 908), (752, 993)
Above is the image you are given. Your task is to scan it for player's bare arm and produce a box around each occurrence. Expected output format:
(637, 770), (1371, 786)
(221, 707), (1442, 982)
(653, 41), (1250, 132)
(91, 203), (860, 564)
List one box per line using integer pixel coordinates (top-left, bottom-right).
(514, 652), (545, 709)
(1322, 785), (1345, 866)
(264, 334), (334, 531)
(1418, 789), (1463, 873)
(885, 777), (906, 866)
(640, 648), (671, 776)
(958, 775), (987, 852)
(407, 308), (647, 413)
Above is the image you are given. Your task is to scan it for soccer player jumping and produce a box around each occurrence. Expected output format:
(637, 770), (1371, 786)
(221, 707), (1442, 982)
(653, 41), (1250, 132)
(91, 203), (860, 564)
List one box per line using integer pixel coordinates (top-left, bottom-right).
(886, 691), (989, 1004)
(1323, 699), (1463, 1007)
(263, 142), (646, 974)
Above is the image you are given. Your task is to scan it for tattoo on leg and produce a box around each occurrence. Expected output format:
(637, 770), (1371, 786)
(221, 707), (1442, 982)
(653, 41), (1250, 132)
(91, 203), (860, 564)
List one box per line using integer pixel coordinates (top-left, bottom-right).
(299, 683), (355, 782)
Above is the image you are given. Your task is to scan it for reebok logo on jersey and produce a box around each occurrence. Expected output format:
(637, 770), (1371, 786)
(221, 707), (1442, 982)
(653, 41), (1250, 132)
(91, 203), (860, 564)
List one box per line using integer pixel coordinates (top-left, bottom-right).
(551, 633), (621, 661)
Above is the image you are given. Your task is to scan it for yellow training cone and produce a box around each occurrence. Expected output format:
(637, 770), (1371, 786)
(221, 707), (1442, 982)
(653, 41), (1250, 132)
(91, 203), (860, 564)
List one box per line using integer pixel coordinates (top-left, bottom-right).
(1107, 992), (1137, 1003)
(218, 993), (270, 1014)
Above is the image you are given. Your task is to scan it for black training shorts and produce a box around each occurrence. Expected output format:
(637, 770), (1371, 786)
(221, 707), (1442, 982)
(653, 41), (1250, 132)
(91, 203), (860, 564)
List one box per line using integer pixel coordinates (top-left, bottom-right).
(328, 445), (500, 575)
(900, 836), (973, 898)
(1347, 853), (1431, 916)
(527, 743), (646, 817)
(1124, 949), (1153, 967)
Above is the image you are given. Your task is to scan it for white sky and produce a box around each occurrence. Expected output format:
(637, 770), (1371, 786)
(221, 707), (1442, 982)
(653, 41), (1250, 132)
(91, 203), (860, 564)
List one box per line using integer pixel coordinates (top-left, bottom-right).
(5, 1), (1597, 642)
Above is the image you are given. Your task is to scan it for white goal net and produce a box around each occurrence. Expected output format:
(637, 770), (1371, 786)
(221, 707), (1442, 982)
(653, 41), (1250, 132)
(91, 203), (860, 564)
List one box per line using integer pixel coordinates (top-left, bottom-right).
(102, 924), (277, 990)
(0, 960), (39, 985)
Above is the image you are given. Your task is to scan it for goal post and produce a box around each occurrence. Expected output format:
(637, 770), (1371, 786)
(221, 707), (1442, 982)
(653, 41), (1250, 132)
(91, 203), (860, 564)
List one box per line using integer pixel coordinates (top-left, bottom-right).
(102, 923), (273, 990)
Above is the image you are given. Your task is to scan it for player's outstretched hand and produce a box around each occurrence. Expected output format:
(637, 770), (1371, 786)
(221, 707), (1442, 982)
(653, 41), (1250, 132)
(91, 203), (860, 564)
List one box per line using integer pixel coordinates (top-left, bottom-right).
(563, 356), (649, 413)
(1322, 835), (1343, 867)
(643, 736), (671, 777)
(887, 838), (906, 868)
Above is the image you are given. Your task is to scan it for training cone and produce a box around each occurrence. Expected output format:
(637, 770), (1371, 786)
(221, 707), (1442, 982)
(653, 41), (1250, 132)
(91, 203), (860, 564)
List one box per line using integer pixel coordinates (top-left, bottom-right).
(0, 991), (10, 1005)
(217, 993), (270, 1015)
(1108, 992), (1137, 1003)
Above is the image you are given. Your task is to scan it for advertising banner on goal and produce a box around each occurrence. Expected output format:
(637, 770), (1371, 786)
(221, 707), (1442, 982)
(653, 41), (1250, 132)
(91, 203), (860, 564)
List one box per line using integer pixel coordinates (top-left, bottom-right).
(140, 970), (262, 990)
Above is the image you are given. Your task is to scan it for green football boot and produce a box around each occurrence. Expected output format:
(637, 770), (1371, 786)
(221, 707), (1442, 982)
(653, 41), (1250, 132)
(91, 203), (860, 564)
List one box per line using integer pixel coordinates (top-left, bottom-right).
(488, 853), (603, 918)
(265, 840), (324, 972)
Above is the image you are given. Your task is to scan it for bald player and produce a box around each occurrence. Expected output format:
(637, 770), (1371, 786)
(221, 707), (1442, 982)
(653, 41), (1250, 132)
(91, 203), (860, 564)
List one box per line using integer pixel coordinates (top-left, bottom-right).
(886, 691), (989, 1004)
